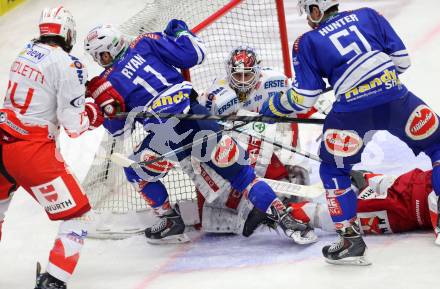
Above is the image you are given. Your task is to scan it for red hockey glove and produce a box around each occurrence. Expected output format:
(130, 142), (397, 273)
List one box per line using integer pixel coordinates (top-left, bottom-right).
(86, 76), (126, 117)
(85, 102), (104, 130)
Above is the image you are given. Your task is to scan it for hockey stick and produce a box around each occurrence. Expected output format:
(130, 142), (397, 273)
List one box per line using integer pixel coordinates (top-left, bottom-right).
(110, 152), (324, 198)
(232, 125), (322, 163)
(110, 87), (333, 124)
(110, 111), (325, 124)
(110, 121), (249, 168)
(263, 178), (324, 199)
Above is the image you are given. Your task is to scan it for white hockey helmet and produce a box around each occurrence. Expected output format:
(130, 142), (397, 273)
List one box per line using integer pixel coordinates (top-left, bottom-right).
(39, 6), (76, 46)
(84, 24), (128, 67)
(226, 46), (261, 94)
(297, 0), (339, 19)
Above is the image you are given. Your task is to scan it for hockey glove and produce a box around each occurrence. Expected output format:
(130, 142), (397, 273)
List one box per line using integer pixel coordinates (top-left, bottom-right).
(164, 19), (194, 37)
(85, 102), (104, 130)
(86, 76), (126, 117)
(260, 91), (293, 121)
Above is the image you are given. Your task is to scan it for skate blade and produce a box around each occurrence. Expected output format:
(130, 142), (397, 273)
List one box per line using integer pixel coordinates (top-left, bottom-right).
(435, 235), (440, 246)
(147, 233), (190, 244)
(325, 255), (372, 266)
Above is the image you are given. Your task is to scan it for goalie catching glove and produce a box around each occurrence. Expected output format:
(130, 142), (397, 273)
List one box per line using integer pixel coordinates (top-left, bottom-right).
(85, 76), (126, 117)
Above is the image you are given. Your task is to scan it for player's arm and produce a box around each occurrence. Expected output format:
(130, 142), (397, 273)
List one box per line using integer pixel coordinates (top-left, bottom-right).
(56, 58), (104, 137)
(261, 36), (326, 117)
(149, 19), (206, 69)
(369, 8), (411, 74)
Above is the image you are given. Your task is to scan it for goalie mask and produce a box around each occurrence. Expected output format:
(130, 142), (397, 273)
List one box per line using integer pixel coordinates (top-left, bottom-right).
(297, 0), (339, 23)
(84, 24), (127, 67)
(226, 46), (261, 94)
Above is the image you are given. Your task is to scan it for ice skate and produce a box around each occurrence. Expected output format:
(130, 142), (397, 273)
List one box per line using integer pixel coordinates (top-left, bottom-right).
(145, 208), (189, 244)
(322, 223), (371, 266)
(35, 262), (66, 289)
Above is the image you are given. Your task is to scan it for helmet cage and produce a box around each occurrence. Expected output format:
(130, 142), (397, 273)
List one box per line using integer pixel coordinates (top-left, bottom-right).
(226, 47), (260, 93)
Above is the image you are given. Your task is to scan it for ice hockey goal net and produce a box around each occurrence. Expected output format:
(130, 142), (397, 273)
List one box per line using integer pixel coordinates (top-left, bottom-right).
(83, 0), (291, 239)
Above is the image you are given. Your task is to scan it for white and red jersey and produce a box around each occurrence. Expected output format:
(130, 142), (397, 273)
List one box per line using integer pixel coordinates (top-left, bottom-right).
(199, 68), (291, 115)
(2, 41), (89, 141)
(290, 169), (437, 236)
(199, 68), (301, 179)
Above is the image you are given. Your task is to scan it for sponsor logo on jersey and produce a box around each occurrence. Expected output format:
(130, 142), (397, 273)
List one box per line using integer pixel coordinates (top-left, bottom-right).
(344, 69), (401, 100)
(218, 97), (239, 114)
(150, 91), (189, 110)
(405, 104), (439, 140)
(212, 135), (239, 168)
(326, 196), (343, 216)
(130, 33), (161, 48)
(252, 122), (266, 134)
(19, 45), (49, 64)
(324, 129), (363, 157)
(69, 55), (85, 85)
(31, 177), (77, 214)
(264, 79), (285, 89)
(358, 211), (391, 234)
(254, 94), (263, 102)
(69, 95), (85, 108)
(205, 87), (224, 111)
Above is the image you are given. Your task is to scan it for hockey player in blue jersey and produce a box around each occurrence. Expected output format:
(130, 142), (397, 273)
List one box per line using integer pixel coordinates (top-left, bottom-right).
(83, 21), (317, 244)
(261, 0), (440, 265)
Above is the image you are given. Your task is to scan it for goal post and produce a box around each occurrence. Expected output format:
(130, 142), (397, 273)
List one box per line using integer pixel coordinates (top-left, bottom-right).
(82, 0), (293, 239)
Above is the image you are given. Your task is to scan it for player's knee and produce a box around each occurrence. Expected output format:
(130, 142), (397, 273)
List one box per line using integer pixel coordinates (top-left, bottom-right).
(247, 180), (277, 212)
(319, 162), (352, 189)
(139, 181), (170, 209)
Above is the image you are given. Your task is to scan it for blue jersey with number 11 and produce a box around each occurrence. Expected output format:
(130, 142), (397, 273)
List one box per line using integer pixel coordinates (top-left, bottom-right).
(292, 7), (411, 113)
(102, 31), (205, 136)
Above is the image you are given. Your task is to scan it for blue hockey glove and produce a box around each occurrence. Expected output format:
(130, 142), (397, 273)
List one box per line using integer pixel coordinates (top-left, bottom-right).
(260, 91), (292, 119)
(164, 19), (194, 37)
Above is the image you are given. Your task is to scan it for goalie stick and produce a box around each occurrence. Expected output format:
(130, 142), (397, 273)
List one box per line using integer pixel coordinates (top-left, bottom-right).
(110, 152), (324, 198)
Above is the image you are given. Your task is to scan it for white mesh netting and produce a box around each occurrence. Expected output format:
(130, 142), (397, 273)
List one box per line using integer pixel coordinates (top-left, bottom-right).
(82, 0), (289, 238)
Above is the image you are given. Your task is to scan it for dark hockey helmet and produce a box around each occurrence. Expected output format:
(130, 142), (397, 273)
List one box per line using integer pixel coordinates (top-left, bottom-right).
(226, 46), (261, 94)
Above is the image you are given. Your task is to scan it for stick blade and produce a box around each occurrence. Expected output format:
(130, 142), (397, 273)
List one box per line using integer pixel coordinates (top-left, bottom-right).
(110, 153), (136, 168)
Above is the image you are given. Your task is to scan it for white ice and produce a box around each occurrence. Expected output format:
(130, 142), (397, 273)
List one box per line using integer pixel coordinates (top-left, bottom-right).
(1, 0), (440, 289)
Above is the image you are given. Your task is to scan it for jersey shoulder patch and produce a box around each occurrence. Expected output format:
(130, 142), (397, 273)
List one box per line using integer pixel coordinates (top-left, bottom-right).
(130, 32), (161, 48)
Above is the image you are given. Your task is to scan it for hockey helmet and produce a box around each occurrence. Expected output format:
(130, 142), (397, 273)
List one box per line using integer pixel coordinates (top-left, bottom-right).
(84, 24), (127, 68)
(226, 46), (261, 93)
(39, 6), (76, 46)
(297, 0), (339, 19)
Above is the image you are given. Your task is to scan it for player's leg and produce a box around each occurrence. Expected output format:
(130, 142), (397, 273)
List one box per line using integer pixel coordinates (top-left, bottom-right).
(318, 109), (373, 265)
(0, 143), (18, 242)
(386, 91), (440, 243)
(124, 135), (189, 244)
(4, 141), (90, 288)
(179, 101), (317, 244)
